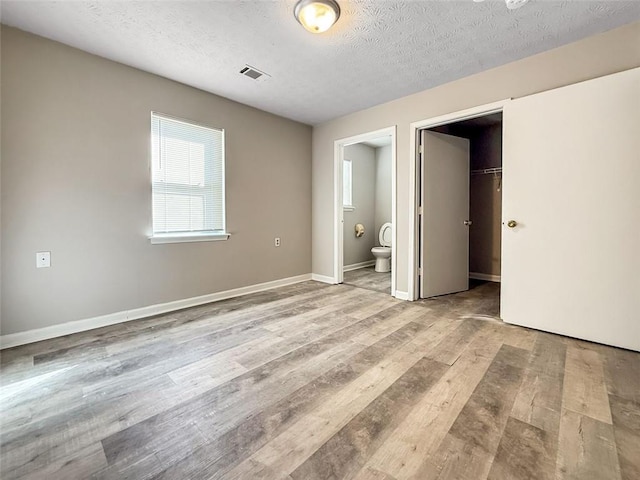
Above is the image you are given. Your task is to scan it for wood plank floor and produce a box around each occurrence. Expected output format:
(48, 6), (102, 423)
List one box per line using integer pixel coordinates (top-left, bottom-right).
(1, 280), (639, 479)
(343, 267), (390, 294)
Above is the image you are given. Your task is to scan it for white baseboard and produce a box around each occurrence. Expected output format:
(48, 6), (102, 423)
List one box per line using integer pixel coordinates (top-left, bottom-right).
(0, 274), (312, 349)
(343, 260), (376, 272)
(469, 272), (501, 282)
(311, 273), (337, 284)
(394, 290), (410, 301)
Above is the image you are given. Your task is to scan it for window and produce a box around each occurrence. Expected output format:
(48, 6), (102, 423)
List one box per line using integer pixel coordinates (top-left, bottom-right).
(343, 159), (354, 211)
(150, 112), (228, 244)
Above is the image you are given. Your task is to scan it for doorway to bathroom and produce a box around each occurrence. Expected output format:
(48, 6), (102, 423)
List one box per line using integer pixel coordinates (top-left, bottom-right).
(412, 103), (505, 316)
(333, 126), (397, 297)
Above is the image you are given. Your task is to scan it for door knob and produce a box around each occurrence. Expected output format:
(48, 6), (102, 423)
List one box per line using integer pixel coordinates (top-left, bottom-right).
(463, 220), (472, 226)
(507, 220), (517, 228)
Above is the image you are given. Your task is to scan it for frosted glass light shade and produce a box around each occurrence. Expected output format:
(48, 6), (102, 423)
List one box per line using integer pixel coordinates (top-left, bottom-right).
(294, 0), (340, 33)
(505, 0), (530, 9)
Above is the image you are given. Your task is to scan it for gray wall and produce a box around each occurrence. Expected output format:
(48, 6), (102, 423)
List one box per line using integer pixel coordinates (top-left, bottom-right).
(469, 125), (502, 277)
(343, 144), (375, 266)
(374, 145), (392, 239)
(1, 26), (312, 335)
(312, 21), (640, 296)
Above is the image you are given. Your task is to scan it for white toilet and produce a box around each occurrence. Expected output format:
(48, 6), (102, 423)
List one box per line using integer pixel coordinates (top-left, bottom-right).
(371, 223), (392, 273)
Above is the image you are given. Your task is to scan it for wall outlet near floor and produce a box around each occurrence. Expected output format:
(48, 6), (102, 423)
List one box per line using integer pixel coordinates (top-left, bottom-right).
(36, 251), (51, 268)
(274, 237), (281, 247)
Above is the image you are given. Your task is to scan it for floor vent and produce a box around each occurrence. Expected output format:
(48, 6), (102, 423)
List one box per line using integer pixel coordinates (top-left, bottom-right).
(240, 65), (270, 81)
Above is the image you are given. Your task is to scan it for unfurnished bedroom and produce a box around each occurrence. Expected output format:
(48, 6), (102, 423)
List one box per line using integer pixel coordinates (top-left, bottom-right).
(1, 1), (639, 479)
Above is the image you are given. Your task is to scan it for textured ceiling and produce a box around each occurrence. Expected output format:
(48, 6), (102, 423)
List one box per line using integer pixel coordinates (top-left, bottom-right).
(2, 1), (639, 125)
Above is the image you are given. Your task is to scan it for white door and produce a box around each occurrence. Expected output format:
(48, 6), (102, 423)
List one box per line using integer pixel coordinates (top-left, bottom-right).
(420, 131), (470, 298)
(502, 68), (640, 351)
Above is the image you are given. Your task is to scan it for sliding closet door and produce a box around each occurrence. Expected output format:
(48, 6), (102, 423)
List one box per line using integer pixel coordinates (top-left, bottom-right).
(501, 68), (640, 351)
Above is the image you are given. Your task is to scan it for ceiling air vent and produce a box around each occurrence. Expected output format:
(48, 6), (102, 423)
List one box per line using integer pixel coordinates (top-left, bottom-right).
(239, 65), (270, 82)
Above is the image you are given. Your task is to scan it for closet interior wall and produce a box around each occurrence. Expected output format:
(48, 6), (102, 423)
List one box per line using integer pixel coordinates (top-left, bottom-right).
(469, 124), (502, 279)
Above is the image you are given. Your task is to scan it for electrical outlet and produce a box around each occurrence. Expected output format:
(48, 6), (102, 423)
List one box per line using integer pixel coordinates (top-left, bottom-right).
(36, 251), (51, 268)
(274, 237), (281, 247)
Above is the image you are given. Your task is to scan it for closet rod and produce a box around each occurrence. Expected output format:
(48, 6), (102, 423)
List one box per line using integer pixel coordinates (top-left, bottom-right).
(471, 167), (502, 175)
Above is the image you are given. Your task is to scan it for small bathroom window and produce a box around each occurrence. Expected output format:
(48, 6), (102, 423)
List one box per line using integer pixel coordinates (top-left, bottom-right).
(343, 159), (355, 211)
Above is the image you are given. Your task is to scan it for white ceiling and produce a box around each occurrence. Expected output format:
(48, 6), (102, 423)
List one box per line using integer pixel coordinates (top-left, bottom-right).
(361, 136), (393, 148)
(2, 1), (639, 125)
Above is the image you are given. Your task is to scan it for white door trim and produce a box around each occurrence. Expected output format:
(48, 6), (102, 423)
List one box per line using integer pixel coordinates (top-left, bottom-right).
(334, 126), (397, 296)
(408, 100), (510, 300)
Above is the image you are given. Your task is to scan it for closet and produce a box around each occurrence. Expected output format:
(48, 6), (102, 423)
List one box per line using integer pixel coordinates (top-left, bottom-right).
(429, 114), (503, 287)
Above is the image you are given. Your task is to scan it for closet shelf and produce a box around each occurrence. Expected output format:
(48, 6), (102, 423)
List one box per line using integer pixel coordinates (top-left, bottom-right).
(471, 167), (502, 175)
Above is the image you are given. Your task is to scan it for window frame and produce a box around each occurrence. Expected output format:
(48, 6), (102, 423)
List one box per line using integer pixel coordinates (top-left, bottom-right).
(148, 112), (229, 244)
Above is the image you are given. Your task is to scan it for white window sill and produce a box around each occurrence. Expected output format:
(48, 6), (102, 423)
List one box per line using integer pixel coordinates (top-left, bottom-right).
(149, 232), (231, 244)
(343, 205), (355, 212)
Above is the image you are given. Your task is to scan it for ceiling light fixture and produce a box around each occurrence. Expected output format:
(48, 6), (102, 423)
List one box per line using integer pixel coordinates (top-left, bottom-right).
(474, 0), (530, 10)
(294, 0), (340, 34)
(505, 0), (530, 9)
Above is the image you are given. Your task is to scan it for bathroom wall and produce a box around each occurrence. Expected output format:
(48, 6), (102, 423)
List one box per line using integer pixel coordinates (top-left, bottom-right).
(469, 125), (502, 278)
(343, 144), (376, 266)
(374, 145), (392, 237)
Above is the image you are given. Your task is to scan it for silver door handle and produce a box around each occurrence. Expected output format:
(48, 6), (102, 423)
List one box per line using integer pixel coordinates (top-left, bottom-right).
(463, 220), (472, 226)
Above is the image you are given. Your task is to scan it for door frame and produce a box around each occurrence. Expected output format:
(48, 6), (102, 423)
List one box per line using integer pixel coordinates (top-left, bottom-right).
(408, 100), (510, 301)
(334, 126), (397, 296)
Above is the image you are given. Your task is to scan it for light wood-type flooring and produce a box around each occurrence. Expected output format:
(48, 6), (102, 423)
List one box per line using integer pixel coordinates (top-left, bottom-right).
(1, 280), (639, 479)
(343, 267), (391, 294)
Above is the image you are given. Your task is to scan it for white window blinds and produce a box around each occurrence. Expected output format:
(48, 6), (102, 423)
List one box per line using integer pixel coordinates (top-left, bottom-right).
(151, 113), (225, 235)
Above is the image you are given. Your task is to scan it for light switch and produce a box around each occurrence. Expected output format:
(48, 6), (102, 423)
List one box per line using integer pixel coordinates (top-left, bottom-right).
(36, 251), (51, 268)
